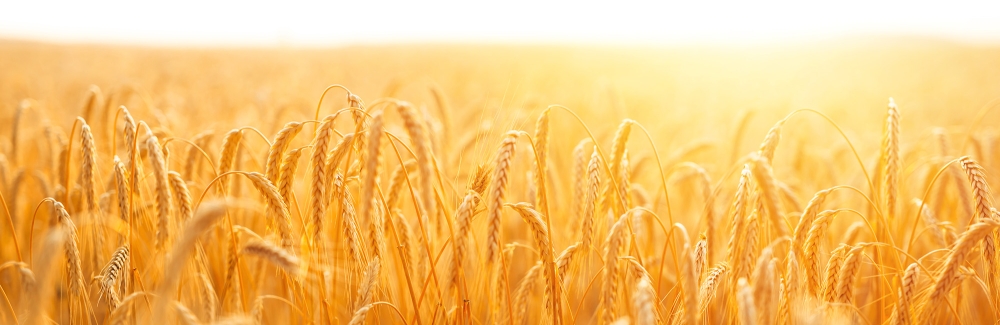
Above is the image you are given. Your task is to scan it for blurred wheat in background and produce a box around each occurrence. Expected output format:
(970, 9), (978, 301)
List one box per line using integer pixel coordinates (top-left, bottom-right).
(1, 39), (1000, 324)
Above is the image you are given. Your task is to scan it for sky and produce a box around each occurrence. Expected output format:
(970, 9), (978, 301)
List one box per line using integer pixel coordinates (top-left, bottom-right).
(3, 0), (1000, 46)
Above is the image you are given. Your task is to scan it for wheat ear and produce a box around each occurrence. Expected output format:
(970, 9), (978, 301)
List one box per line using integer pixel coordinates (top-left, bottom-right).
(308, 115), (336, 243)
(891, 263), (920, 325)
(507, 203), (561, 323)
(153, 201), (228, 322)
(244, 172), (292, 248)
(184, 130), (215, 178)
(263, 121), (304, 183)
(601, 214), (631, 324)
(485, 131), (519, 266)
(580, 148), (602, 251)
(727, 165), (752, 265)
(777, 253), (799, 325)
(100, 244), (129, 309)
(750, 155), (789, 236)
(922, 219), (1000, 322)
(217, 129), (243, 193)
(53, 201), (84, 294)
(737, 278), (757, 325)
(881, 98), (901, 221)
(146, 132), (173, 248)
(398, 102), (437, 225)
(913, 199), (947, 247)
(792, 188), (833, 256)
(681, 242), (699, 325)
(358, 111), (384, 248)
(242, 239), (300, 275)
(822, 245), (849, 302)
(112, 156), (129, 224)
(803, 209), (840, 297)
(571, 139), (592, 231)
(168, 171), (193, 221)
(78, 117), (98, 212)
(634, 275), (656, 325)
(451, 192), (477, 294)
(698, 262), (729, 319)
(276, 147), (304, 209)
(600, 119), (635, 215)
(315, 133), (355, 243)
(533, 108), (550, 214)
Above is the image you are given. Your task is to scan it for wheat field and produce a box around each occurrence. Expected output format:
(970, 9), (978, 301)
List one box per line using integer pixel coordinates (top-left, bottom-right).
(1, 39), (1000, 324)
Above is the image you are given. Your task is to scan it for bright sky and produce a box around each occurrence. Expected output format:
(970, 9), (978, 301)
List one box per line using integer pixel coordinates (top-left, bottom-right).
(3, 0), (1000, 46)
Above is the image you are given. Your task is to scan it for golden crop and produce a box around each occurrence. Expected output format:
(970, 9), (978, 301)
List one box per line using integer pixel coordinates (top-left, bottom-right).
(1, 39), (999, 324)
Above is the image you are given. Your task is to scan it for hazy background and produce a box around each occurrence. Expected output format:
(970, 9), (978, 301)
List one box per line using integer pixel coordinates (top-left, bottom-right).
(3, 0), (1000, 46)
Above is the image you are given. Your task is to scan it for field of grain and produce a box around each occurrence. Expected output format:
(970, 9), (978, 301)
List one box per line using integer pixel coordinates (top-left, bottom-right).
(1, 39), (1000, 324)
